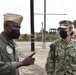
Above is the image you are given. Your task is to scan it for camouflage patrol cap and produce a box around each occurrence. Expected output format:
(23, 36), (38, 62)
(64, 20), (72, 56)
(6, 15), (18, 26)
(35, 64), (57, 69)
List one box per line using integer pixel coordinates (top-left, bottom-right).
(4, 13), (23, 25)
(58, 20), (73, 29)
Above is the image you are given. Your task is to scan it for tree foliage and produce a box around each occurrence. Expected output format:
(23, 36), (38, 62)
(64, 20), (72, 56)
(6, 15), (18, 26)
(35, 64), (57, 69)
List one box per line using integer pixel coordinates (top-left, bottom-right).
(73, 20), (76, 25)
(21, 34), (28, 41)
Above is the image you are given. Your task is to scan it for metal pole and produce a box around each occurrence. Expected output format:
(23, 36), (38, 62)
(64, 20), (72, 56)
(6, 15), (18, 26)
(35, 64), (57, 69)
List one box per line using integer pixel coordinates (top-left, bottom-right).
(42, 0), (46, 49)
(30, 0), (35, 51)
(41, 22), (44, 48)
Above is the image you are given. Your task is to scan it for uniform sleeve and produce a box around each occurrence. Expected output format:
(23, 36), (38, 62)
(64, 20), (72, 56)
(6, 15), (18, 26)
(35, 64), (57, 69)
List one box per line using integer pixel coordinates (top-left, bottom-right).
(0, 46), (17, 75)
(0, 62), (16, 74)
(45, 44), (55, 75)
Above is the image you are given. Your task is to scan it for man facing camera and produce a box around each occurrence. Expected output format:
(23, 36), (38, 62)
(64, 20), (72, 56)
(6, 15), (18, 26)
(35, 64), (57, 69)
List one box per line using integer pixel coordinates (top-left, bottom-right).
(45, 20), (76, 75)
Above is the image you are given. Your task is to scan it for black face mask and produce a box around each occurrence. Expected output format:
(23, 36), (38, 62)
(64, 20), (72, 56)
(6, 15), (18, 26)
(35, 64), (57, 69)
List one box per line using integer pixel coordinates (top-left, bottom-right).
(59, 31), (68, 39)
(10, 29), (20, 39)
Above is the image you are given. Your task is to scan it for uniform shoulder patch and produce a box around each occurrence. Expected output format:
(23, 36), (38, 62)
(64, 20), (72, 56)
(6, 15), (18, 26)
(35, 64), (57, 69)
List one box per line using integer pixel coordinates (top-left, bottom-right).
(6, 45), (13, 54)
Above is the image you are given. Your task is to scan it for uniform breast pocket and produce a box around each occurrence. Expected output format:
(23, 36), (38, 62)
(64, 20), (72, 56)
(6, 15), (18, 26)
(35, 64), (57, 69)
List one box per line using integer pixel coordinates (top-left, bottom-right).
(69, 49), (76, 63)
(69, 49), (76, 57)
(1, 51), (15, 62)
(56, 50), (64, 63)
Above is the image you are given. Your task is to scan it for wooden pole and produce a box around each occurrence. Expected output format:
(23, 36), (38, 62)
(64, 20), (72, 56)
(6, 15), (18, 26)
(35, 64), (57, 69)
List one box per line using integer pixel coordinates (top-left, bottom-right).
(30, 0), (35, 51)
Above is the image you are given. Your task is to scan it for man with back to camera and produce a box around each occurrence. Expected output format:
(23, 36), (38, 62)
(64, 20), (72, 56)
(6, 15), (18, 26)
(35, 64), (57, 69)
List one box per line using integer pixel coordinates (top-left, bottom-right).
(0, 13), (35, 75)
(45, 20), (76, 75)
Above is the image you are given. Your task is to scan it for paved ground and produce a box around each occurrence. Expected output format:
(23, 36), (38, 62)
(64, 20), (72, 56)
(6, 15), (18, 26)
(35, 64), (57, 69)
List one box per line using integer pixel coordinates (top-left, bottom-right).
(18, 44), (50, 75)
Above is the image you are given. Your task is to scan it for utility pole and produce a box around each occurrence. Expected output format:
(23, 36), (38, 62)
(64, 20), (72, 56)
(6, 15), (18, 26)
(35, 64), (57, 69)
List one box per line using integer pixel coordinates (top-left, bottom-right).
(41, 22), (43, 44)
(42, 0), (46, 48)
(30, 0), (35, 51)
(34, 1), (66, 49)
(30, 0), (66, 49)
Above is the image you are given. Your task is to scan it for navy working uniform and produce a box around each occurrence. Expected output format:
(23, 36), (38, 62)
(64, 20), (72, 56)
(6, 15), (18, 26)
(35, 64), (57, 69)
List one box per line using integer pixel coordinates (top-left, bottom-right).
(45, 20), (76, 75)
(45, 38), (76, 75)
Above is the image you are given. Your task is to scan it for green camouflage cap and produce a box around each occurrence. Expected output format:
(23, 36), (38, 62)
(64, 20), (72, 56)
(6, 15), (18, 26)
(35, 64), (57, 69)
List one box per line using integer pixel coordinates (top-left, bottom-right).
(58, 20), (73, 29)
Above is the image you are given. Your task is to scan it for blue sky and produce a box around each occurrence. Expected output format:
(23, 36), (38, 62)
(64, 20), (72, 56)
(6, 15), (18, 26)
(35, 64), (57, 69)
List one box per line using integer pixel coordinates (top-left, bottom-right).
(0, 0), (76, 34)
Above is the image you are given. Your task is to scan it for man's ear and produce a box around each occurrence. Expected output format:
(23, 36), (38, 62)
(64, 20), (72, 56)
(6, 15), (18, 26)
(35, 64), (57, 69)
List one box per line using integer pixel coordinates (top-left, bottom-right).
(4, 23), (9, 32)
(4, 24), (7, 29)
(70, 30), (74, 36)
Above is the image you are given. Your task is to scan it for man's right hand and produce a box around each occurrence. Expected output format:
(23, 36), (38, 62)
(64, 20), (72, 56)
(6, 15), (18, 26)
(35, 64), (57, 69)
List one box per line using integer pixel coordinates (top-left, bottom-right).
(17, 52), (35, 68)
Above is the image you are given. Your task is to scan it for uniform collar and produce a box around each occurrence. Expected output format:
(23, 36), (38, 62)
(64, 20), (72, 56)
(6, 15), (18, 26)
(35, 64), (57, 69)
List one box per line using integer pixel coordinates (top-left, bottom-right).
(0, 32), (16, 45)
(61, 38), (74, 48)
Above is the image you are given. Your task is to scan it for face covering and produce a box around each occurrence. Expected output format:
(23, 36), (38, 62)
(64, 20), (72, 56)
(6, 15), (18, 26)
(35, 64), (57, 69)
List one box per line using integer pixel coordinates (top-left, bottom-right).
(59, 31), (68, 39)
(10, 29), (20, 39)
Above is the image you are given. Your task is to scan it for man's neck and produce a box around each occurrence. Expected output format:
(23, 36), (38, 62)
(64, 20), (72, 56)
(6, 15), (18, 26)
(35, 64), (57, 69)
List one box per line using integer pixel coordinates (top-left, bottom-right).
(3, 32), (13, 42)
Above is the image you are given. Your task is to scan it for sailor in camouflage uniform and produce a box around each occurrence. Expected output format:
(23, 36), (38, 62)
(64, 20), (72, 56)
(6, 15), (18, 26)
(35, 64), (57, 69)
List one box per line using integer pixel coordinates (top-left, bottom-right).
(45, 20), (76, 75)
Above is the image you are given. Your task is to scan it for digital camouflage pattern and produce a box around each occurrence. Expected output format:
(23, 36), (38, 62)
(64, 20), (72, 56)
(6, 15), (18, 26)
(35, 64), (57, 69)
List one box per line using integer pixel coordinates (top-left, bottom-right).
(45, 38), (76, 75)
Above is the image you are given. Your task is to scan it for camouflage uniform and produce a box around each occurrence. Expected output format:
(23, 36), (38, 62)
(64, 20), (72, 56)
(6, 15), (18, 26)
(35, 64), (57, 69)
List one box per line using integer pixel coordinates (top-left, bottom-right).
(45, 38), (76, 75)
